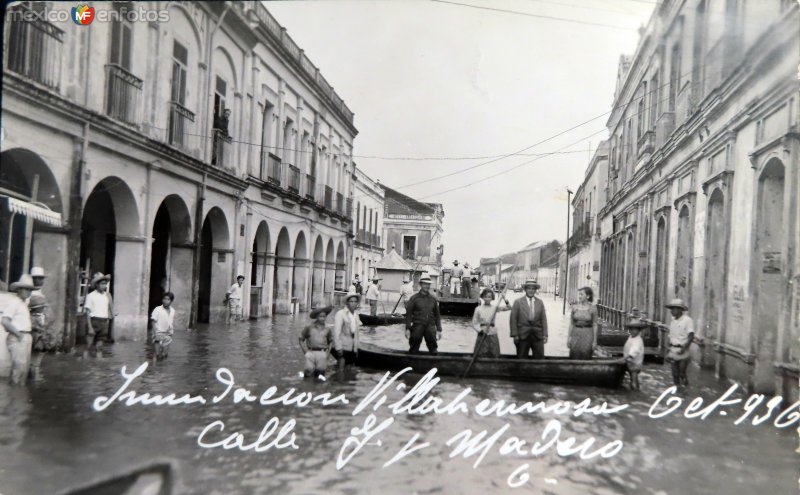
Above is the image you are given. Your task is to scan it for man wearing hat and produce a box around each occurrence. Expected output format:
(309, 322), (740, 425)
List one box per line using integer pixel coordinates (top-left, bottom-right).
(665, 298), (694, 387)
(404, 274), (443, 354)
(299, 306), (335, 380)
(28, 293), (50, 379)
(84, 273), (114, 358)
(400, 274), (415, 311)
(333, 293), (361, 368)
(450, 260), (463, 296)
(226, 275), (245, 322)
(461, 263), (473, 299)
(509, 280), (549, 359)
(2, 275), (35, 384)
(366, 276), (381, 316)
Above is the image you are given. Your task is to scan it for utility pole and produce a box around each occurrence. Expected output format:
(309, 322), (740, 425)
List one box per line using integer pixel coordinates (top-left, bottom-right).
(563, 187), (573, 315)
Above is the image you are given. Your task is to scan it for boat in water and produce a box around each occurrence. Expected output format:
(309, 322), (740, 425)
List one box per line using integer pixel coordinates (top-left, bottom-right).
(359, 313), (405, 325)
(59, 461), (175, 495)
(437, 296), (480, 316)
(356, 343), (626, 388)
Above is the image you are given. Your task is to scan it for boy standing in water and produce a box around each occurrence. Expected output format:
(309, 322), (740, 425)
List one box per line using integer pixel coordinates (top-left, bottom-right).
(623, 317), (646, 390)
(151, 292), (176, 360)
(665, 298), (694, 387)
(299, 306), (334, 380)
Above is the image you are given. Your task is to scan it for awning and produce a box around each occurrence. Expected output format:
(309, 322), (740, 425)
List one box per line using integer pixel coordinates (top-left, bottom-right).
(3, 196), (62, 227)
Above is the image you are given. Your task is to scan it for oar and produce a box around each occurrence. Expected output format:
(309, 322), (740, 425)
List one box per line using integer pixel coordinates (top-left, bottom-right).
(390, 258), (424, 315)
(463, 264), (518, 378)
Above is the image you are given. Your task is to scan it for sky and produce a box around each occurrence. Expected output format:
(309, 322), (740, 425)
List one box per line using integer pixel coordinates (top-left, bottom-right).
(266, 0), (656, 265)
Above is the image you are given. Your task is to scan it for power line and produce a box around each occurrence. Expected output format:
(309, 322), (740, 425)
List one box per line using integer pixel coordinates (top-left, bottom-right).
(429, 0), (637, 30)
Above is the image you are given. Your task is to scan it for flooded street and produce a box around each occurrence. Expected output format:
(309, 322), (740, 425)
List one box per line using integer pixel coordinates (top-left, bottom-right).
(0, 295), (796, 495)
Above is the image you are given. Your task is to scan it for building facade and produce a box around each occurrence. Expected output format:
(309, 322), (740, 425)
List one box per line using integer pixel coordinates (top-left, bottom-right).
(593, 0), (798, 397)
(351, 166), (383, 283)
(382, 185), (444, 282)
(1, 1), (357, 343)
(566, 141), (608, 303)
(513, 240), (561, 288)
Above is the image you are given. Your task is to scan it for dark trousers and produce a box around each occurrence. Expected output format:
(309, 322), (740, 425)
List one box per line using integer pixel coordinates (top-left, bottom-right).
(515, 334), (545, 359)
(409, 323), (438, 354)
(461, 279), (472, 299)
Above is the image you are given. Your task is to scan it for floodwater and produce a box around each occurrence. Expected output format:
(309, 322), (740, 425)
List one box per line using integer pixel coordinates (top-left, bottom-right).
(0, 295), (796, 495)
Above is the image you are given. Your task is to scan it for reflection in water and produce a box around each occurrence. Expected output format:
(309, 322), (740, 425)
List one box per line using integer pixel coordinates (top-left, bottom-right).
(0, 300), (795, 495)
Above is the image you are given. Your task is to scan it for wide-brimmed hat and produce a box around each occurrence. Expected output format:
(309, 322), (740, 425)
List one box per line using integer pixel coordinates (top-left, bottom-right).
(665, 298), (688, 310)
(453, 260), (459, 265)
(91, 273), (111, 287)
(522, 279), (540, 289)
(371, 276), (382, 282)
(9, 275), (35, 292)
(625, 317), (647, 329)
(310, 306), (333, 319)
(28, 294), (47, 309)
(419, 274), (432, 284)
(30, 266), (47, 278)
(344, 292), (360, 303)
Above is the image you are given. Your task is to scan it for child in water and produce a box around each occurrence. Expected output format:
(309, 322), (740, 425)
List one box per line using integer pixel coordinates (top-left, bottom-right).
(622, 317), (646, 390)
(151, 292), (176, 360)
(299, 306), (334, 381)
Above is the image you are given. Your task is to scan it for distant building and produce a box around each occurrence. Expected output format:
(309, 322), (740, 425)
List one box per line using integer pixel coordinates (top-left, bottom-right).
(351, 166), (384, 283)
(514, 240), (561, 288)
(567, 141), (608, 302)
(382, 185), (444, 282)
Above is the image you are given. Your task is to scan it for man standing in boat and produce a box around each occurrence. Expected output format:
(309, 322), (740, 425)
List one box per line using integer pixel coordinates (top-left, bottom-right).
(366, 277), (381, 316)
(404, 274), (442, 355)
(450, 260), (463, 297)
(509, 279), (548, 359)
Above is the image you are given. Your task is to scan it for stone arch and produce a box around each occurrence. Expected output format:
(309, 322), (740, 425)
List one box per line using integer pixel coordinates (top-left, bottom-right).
(273, 228), (293, 313)
(249, 221), (271, 318)
(653, 213), (670, 322)
(751, 157), (786, 393)
(0, 148), (64, 288)
(335, 240), (347, 292)
(703, 187), (727, 369)
(197, 206), (231, 323)
(148, 194), (193, 321)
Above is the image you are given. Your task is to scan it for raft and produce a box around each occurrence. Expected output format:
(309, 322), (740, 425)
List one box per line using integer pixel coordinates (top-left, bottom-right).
(359, 313), (405, 325)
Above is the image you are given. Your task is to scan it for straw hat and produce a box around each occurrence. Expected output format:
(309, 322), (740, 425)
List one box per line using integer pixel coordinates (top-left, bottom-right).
(30, 266), (47, 278)
(9, 275), (35, 292)
(91, 273), (111, 287)
(310, 306), (333, 319)
(236, 274), (245, 281)
(624, 317), (647, 328)
(419, 274), (432, 284)
(344, 292), (360, 303)
(665, 298), (688, 310)
(522, 279), (540, 289)
(28, 293), (47, 309)
(453, 260), (459, 265)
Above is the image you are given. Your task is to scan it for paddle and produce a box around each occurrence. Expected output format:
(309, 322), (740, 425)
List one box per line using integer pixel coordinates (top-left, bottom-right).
(390, 258), (424, 315)
(463, 263), (518, 379)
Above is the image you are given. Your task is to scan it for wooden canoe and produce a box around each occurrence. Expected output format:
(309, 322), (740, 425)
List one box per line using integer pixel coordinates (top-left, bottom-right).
(437, 296), (480, 316)
(356, 343), (627, 388)
(59, 461), (174, 495)
(359, 313), (405, 325)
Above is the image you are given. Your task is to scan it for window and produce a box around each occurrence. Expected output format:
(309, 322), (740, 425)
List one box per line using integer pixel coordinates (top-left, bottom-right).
(669, 43), (681, 111)
(649, 72), (659, 128)
(692, 1), (707, 99)
(636, 81), (646, 137)
(109, 4), (132, 70)
(402, 236), (416, 260)
(171, 41), (188, 105)
(214, 76), (227, 122)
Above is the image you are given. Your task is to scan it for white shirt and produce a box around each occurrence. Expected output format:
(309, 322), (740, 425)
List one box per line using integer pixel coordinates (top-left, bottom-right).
(462, 268), (472, 280)
(400, 283), (415, 299)
(366, 284), (380, 301)
(527, 297), (536, 318)
(150, 305), (175, 335)
(2, 295), (31, 332)
(228, 283), (243, 300)
(84, 290), (111, 318)
(333, 308), (360, 352)
(669, 314), (694, 347)
(623, 335), (644, 366)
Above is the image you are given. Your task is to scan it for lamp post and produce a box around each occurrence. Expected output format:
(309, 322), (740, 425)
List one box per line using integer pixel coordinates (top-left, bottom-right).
(563, 187), (573, 315)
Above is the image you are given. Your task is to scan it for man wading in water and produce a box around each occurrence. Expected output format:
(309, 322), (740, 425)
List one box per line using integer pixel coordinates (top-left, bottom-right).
(404, 274), (442, 354)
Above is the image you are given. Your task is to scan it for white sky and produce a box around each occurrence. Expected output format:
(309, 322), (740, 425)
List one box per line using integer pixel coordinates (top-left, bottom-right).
(266, 0), (656, 264)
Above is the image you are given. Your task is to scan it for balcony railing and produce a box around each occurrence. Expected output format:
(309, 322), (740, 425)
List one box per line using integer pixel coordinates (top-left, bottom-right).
(346, 197), (353, 219)
(267, 153), (282, 186)
(336, 192), (344, 215)
(168, 101), (195, 149)
(104, 64), (142, 124)
(287, 165), (301, 194)
(324, 186), (333, 209)
(5, 7), (64, 90)
(212, 129), (232, 168)
(567, 216), (592, 255)
(637, 130), (655, 160)
(305, 174), (316, 200)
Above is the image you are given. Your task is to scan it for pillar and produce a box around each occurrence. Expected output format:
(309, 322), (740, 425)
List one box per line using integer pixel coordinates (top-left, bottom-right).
(311, 261), (325, 309)
(210, 248), (233, 323)
(292, 258), (310, 312)
(324, 261), (335, 305)
(113, 236), (148, 340)
(170, 243), (194, 329)
(262, 253), (275, 317)
(274, 256), (293, 314)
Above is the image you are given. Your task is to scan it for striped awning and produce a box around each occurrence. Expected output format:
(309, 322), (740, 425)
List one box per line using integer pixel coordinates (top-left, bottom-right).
(3, 196), (62, 227)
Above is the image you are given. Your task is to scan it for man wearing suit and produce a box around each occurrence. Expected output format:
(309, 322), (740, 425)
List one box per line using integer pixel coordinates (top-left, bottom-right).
(509, 279), (548, 359)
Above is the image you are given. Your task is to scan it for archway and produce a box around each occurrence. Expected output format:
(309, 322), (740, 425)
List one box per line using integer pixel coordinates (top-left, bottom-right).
(148, 195), (192, 325)
(752, 158), (785, 393)
(675, 205), (692, 302)
(272, 228), (292, 313)
(292, 232), (309, 312)
(80, 176), (142, 338)
(704, 189), (726, 369)
(249, 222), (270, 318)
(0, 149), (64, 287)
(654, 216), (669, 322)
(311, 236), (325, 308)
(324, 239), (335, 304)
(335, 241), (346, 292)
(198, 207), (230, 323)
